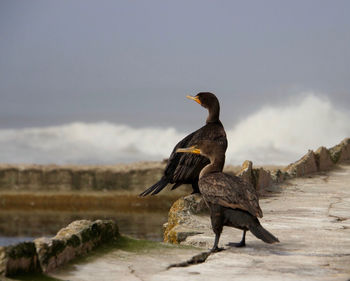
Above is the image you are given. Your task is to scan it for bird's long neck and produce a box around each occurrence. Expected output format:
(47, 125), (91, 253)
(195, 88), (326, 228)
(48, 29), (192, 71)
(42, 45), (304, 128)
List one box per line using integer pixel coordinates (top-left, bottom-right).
(206, 102), (220, 123)
(199, 154), (225, 179)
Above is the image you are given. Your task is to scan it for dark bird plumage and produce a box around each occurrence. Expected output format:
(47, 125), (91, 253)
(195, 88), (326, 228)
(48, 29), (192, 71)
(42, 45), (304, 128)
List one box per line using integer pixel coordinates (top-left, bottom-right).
(139, 92), (227, 197)
(177, 140), (279, 252)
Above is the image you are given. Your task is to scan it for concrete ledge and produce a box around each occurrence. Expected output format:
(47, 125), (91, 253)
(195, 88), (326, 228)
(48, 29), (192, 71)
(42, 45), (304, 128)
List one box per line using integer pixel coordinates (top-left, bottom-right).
(0, 219), (119, 277)
(0, 162), (166, 193)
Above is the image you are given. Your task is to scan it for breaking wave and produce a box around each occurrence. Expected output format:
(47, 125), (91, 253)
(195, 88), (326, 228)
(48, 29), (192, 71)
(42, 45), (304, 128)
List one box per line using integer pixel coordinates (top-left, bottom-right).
(226, 93), (350, 164)
(1, 93), (349, 165)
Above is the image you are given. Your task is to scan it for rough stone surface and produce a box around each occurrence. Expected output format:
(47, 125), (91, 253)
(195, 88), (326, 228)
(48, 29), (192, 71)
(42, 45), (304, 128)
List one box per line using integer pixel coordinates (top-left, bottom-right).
(0, 242), (40, 277)
(255, 168), (273, 192)
(0, 220), (119, 277)
(236, 160), (253, 185)
(329, 138), (350, 163)
(47, 163), (350, 281)
(315, 146), (334, 171)
(284, 150), (318, 177)
(163, 194), (207, 244)
(34, 219), (119, 273)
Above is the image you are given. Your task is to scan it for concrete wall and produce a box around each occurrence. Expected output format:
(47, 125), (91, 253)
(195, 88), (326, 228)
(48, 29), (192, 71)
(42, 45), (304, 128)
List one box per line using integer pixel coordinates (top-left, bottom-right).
(0, 162), (166, 193)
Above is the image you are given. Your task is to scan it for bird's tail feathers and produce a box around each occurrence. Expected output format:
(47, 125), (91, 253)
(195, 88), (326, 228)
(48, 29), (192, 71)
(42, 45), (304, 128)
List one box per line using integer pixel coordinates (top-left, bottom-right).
(170, 182), (182, 190)
(249, 224), (279, 244)
(139, 177), (169, 197)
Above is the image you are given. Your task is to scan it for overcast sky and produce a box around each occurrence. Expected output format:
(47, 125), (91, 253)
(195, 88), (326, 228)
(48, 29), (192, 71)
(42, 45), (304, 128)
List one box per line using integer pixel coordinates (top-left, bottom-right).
(1, 0), (349, 131)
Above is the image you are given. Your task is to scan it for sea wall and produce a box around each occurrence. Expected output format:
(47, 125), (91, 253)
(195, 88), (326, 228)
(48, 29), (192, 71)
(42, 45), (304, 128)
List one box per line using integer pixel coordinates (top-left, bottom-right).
(0, 162), (166, 194)
(164, 138), (350, 244)
(0, 220), (119, 277)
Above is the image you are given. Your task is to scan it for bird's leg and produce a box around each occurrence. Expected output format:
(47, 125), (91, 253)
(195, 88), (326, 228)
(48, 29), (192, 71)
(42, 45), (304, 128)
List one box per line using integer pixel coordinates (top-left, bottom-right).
(211, 232), (224, 252)
(209, 204), (225, 252)
(226, 230), (246, 248)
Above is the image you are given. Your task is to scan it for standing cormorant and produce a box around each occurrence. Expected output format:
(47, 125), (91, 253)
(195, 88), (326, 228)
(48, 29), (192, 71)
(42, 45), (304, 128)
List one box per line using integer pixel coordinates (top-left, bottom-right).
(139, 92), (227, 196)
(177, 140), (279, 252)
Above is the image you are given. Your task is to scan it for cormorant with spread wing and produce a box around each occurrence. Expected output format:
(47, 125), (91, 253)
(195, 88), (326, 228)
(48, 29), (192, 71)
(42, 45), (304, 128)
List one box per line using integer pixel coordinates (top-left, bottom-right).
(177, 140), (279, 252)
(139, 92), (227, 196)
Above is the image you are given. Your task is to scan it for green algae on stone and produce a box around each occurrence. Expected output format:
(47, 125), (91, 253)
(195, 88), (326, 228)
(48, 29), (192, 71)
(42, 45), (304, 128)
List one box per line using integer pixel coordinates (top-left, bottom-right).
(65, 234), (81, 248)
(4, 242), (41, 276)
(7, 243), (37, 260)
(112, 236), (171, 252)
(8, 272), (64, 281)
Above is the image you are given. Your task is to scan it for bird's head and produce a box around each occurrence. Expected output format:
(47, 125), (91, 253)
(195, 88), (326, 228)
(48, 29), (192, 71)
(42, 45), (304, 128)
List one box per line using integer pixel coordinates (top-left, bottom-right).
(186, 92), (219, 110)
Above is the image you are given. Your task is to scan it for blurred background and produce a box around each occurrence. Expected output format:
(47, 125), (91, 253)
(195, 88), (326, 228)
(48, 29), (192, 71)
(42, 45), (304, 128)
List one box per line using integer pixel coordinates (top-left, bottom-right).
(1, 0), (350, 166)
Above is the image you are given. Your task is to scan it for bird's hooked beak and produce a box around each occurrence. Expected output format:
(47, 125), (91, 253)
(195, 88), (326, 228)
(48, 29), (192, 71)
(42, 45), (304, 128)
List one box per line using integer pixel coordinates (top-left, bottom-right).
(186, 95), (201, 105)
(176, 146), (201, 154)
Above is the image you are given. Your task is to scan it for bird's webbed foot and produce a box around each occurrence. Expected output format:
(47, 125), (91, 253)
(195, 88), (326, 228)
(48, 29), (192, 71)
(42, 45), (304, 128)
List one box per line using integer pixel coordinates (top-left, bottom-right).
(227, 230), (246, 247)
(226, 241), (246, 248)
(210, 246), (225, 253)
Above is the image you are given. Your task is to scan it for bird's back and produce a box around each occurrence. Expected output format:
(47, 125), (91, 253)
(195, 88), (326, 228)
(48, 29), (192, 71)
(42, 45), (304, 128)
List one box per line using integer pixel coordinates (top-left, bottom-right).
(199, 172), (263, 218)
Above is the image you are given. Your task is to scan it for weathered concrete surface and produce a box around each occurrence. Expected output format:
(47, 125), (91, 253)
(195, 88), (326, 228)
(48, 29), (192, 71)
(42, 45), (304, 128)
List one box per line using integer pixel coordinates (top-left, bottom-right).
(50, 240), (202, 281)
(26, 162), (350, 281)
(0, 162), (167, 193)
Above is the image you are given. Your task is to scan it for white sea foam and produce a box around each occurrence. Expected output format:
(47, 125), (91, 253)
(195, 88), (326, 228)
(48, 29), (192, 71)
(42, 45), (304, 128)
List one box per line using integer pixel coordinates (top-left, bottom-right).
(1, 93), (349, 165)
(0, 123), (184, 164)
(226, 93), (350, 165)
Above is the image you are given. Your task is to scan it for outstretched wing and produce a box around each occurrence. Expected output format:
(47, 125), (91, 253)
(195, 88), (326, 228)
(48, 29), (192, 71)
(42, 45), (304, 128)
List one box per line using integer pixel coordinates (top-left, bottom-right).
(199, 173), (263, 218)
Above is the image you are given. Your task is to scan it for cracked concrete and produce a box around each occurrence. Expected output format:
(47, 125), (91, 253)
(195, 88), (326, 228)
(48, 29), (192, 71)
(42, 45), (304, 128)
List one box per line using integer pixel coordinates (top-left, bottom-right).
(24, 162), (350, 281)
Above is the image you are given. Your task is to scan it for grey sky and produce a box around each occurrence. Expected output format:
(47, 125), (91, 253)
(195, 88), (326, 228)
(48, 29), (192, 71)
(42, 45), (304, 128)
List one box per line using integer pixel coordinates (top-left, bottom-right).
(1, 0), (349, 131)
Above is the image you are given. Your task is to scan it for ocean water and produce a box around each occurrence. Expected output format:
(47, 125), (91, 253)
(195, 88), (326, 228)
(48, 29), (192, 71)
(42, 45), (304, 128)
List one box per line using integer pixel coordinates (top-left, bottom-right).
(0, 94), (349, 166)
(0, 210), (168, 246)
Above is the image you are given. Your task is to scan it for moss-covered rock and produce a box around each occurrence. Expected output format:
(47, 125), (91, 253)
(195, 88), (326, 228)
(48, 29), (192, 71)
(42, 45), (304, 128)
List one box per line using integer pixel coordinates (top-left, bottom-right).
(163, 194), (205, 244)
(0, 242), (41, 277)
(34, 220), (120, 273)
(329, 138), (350, 164)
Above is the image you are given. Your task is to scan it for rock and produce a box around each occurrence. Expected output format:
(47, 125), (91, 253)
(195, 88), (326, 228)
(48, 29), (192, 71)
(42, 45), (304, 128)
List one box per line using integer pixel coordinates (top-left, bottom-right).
(271, 169), (290, 183)
(256, 168), (273, 191)
(35, 220), (119, 273)
(236, 160), (254, 185)
(236, 161), (273, 192)
(0, 242), (40, 277)
(315, 146), (334, 171)
(284, 150), (318, 177)
(0, 219), (120, 277)
(329, 138), (350, 164)
(164, 194), (206, 244)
